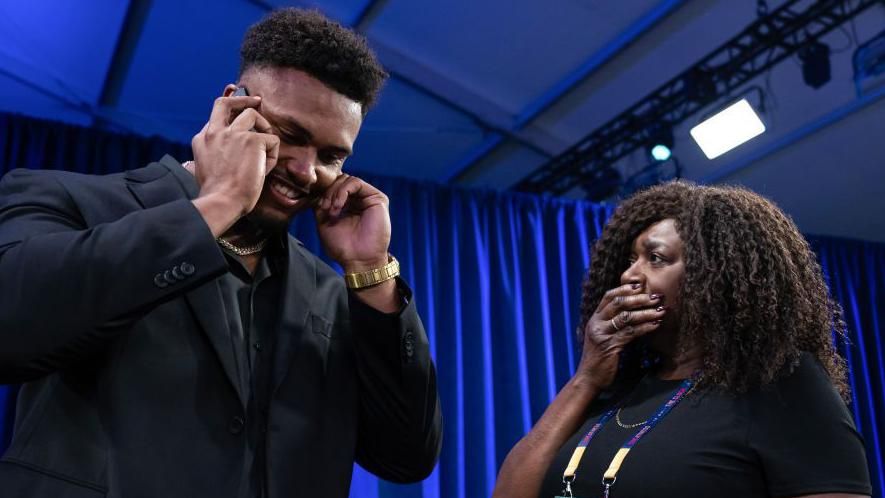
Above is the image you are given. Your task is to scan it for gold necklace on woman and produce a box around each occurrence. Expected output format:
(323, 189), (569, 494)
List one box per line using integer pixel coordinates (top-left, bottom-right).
(615, 376), (701, 429)
(615, 406), (648, 429)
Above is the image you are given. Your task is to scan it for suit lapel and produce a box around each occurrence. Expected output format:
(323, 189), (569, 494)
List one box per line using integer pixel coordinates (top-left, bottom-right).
(125, 159), (246, 407)
(271, 237), (317, 395)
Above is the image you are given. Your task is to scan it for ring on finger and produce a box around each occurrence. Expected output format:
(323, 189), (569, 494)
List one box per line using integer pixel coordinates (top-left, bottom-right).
(611, 317), (621, 331)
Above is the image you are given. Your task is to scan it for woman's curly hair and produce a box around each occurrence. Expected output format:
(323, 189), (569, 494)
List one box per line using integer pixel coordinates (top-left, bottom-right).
(240, 8), (388, 113)
(581, 181), (848, 397)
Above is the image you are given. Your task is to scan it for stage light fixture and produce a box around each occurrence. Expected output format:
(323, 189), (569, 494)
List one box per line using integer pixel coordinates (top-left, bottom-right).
(798, 40), (831, 89)
(650, 144), (672, 161)
(646, 124), (674, 162)
(690, 99), (765, 159)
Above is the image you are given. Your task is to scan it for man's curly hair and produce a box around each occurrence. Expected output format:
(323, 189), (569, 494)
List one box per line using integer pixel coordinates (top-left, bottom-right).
(581, 181), (848, 397)
(240, 8), (388, 113)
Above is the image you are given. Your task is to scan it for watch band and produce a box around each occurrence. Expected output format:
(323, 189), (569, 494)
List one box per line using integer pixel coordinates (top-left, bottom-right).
(344, 255), (400, 289)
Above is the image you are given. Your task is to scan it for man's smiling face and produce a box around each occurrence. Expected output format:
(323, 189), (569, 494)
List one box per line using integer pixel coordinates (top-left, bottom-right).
(230, 66), (364, 231)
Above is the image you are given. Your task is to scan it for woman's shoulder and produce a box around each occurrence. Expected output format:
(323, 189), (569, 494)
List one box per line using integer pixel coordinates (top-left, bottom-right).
(742, 354), (871, 496)
(743, 351), (852, 429)
(754, 351), (839, 400)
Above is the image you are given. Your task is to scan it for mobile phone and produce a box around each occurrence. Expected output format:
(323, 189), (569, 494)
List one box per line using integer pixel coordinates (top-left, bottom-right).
(229, 87), (254, 127)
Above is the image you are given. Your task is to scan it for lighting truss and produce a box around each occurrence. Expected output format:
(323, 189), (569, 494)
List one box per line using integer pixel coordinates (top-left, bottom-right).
(512, 0), (882, 196)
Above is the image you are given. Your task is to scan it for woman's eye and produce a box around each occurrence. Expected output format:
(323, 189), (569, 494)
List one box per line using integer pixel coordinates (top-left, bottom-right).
(650, 253), (665, 263)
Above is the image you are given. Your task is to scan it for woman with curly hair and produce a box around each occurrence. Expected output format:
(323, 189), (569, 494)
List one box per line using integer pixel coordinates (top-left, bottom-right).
(493, 181), (870, 498)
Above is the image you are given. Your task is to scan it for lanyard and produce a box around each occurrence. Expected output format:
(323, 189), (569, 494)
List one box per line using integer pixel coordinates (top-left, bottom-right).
(557, 373), (699, 498)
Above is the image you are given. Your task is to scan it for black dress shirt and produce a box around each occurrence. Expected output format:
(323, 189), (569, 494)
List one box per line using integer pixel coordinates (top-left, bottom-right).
(217, 240), (286, 498)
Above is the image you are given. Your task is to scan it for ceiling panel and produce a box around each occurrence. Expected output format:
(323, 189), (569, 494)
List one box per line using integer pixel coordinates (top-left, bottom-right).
(346, 77), (486, 181)
(0, 0), (129, 124)
(110, 0), (266, 142)
(456, 142), (548, 190)
(365, 0), (663, 113)
(0, 69), (93, 128)
(727, 96), (885, 243)
(532, 1), (758, 143)
(0, 0), (129, 103)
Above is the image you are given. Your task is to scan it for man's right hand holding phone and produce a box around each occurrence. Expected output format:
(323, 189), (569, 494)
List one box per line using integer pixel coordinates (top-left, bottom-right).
(190, 90), (280, 237)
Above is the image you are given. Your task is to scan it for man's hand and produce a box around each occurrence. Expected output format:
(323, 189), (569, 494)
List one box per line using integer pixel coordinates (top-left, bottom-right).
(314, 174), (391, 273)
(190, 94), (280, 236)
(314, 174), (402, 313)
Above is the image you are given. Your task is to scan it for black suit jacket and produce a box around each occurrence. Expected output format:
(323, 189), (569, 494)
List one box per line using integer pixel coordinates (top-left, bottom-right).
(0, 156), (442, 498)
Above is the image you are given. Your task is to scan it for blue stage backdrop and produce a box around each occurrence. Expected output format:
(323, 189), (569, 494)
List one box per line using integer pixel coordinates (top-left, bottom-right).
(1, 112), (883, 498)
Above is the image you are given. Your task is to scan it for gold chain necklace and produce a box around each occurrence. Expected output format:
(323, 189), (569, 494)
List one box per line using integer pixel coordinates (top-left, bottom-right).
(615, 377), (700, 429)
(615, 407), (648, 429)
(181, 161), (268, 257)
(217, 236), (268, 256)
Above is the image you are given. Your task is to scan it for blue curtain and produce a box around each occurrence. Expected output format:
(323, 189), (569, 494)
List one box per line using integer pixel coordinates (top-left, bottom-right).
(0, 112), (191, 175)
(290, 178), (613, 498)
(811, 236), (885, 498)
(1, 112), (882, 498)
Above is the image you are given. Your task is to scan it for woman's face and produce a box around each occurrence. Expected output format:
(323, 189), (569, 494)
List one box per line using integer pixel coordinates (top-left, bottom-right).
(620, 218), (686, 339)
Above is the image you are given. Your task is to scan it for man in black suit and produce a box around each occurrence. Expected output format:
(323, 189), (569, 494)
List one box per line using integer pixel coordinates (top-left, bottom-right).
(0, 8), (441, 498)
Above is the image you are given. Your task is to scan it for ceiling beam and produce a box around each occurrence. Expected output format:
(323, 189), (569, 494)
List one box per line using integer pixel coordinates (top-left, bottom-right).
(243, 0), (276, 11)
(95, 0), (153, 128)
(445, 0), (689, 183)
(353, 0), (389, 31)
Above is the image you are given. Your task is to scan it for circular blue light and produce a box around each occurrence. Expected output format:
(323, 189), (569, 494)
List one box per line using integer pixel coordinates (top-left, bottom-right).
(651, 144), (672, 161)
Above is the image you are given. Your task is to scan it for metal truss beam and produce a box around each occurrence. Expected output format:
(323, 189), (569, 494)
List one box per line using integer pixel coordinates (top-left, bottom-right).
(513, 0), (883, 196)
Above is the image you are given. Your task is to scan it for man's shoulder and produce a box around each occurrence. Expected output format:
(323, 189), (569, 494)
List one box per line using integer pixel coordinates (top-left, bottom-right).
(0, 164), (150, 192)
(1, 166), (97, 186)
(4, 159), (182, 195)
(0, 161), (181, 223)
(0, 168), (107, 205)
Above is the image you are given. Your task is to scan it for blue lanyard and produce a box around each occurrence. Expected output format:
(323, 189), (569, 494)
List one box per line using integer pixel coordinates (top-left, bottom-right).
(557, 372), (700, 498)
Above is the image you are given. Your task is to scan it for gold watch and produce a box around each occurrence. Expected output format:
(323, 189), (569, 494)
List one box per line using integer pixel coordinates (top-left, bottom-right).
(344, 255), (400, 289)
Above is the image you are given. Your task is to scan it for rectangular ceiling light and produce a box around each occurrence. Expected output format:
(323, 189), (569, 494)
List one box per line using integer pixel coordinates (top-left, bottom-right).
(689, 98), (766, 159)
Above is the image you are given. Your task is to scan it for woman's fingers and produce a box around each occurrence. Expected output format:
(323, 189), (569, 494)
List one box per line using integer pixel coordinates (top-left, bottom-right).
(604, 292), (662, 322)
(604, 319), (664, 352)
(584, 287), (667, 348)
(595, 283), (642, 313)
(610, 304), (666, 331)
